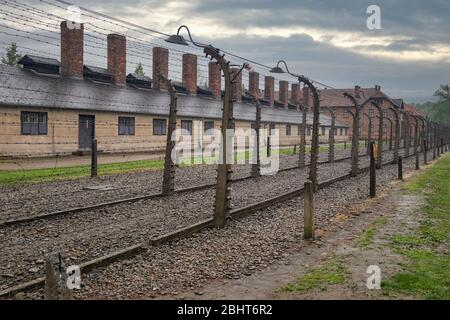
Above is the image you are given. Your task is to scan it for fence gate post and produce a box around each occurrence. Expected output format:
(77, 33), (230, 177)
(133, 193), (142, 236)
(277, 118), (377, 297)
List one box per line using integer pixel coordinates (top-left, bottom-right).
(90, 139), (98, 178)
(304, 180), (315, 239)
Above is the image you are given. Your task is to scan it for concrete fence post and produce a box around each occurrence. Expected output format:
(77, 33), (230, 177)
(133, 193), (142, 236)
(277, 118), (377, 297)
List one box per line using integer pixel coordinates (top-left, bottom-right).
(415, 150), (420, 170)
(423, 139), (428, 165)
(90, 139), (98, 178)
(251, 96), (261, 178)
(303, 180), (315, 239)
(369, 142), (376, 198)
(398, 156), (403, 180)
(160, 75), (177, 196)
(45, 253), (72, 300)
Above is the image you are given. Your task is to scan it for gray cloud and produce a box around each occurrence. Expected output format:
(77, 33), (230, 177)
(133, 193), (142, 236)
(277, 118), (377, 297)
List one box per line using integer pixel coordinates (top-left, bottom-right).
(1, 0), (449, 102)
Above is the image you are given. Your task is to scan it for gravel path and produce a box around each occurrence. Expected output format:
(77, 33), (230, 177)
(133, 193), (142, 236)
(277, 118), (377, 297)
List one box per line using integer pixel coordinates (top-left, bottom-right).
(61, 150), (419, 299)
(0, 149), (357, 222)
(0, 147), (406, 292)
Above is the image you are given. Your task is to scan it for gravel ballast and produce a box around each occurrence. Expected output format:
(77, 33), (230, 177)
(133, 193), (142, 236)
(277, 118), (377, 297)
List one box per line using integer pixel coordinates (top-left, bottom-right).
(0, 147), (420, 296)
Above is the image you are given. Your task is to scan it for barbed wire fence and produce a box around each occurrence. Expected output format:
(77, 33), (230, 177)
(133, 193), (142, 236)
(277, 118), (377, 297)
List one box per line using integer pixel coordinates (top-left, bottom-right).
(0, 0), (343, 174)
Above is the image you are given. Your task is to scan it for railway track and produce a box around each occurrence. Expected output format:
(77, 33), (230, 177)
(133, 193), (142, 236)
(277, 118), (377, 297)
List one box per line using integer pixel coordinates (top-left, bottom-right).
(0, 149), (379, 228)
(0, 148), (427, 298)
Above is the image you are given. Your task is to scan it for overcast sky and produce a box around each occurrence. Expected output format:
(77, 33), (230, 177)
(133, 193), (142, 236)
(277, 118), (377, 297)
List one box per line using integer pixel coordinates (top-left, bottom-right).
(2, 0), (450, 102)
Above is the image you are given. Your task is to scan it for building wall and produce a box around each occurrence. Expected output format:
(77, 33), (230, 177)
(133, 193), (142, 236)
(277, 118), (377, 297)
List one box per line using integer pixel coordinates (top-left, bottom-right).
(333, 99), (399, 141)
(0, 106), (349, 158)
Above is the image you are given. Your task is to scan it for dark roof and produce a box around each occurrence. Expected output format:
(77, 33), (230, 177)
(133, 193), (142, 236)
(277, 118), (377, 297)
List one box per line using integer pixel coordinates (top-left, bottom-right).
(318, 87), (401, 108)
(0, 64), (346, 127)
(18, 55), (60, 75)
(273, 100), (286, 108)
(84, 65), (114, 84)
(197, 86), (214, 97)
(126, 73), (152, 82)
(126, 73), (152, 88)
(18, 55), (60, 67)
(392, 99), (404, 108)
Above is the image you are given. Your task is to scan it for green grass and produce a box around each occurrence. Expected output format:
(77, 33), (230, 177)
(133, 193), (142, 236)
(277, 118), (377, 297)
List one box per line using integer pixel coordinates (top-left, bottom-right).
(382, 154), (450, 300)
(0, 140), (362, 186)
(0, 147), (294, 185)
(0, 158), (166, 185)
(357, 217), (387, 248)
(357, 227), (376, 248)
(282, 259), (348, 292)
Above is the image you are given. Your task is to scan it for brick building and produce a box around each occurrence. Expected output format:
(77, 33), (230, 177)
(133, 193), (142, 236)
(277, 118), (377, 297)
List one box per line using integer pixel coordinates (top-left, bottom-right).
(0, 21), (349, 158)
(305, 85), (425, 140)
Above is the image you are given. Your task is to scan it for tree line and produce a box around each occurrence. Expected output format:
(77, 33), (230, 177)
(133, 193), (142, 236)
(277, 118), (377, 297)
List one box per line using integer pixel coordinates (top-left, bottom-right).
(413, 85), (450, 125)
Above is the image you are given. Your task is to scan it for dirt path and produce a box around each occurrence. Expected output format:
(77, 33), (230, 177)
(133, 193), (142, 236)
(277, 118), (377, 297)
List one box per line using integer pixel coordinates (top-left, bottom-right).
(0, 152), (164, 171)
(176, 166), (429, 300)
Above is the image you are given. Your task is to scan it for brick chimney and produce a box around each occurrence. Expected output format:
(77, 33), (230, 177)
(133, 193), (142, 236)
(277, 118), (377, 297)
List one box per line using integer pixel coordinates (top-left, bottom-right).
(264, 76), (274, 106)
(302, 86), (310, 109)
(107, 34), (126, 86)
(231, 68), (242, 102)
(279, 80), (289, 108)
(60, 21), (84, 79)
(208, 61), (221, 98)
(291, 83), (300, 104)
(249, 71), (259, 97)
(182, 53), (197, 94)
(375, 84), (381, 92)
(152, 47), (169, 90)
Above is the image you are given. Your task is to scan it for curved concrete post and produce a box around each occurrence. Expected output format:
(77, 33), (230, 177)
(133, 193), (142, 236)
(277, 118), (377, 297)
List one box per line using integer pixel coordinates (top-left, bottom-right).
(159, 75), (178, 196)
(432, 122), (437, 159)
(250, 94), (261, 177)
(371, 101), (384, 169)
(299, 104), (307, 168)
(203, 46), (233, 228)
(301, 77), (320, 191)
(411, 114), (420, 155)
(389, 107), (401, 164)
(364, 113), (372, 155)
(321, 106), (336, 163)
(343, 92), (362, 177)
(385, 117), (393, 151)
(401, 111), (411, 157)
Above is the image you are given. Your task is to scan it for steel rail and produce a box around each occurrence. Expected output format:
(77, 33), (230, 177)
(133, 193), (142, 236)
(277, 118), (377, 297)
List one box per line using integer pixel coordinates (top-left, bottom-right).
(0, 146), (433, 298)
(0, 148), (397, 228)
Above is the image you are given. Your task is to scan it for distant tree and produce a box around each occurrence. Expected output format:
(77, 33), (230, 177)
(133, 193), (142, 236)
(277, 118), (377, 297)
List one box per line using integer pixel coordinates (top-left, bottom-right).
(411, 85), (450, 125)
(1, 43), (21, 66)
(134, 62), (145, 76)
(434, 84), (450, 101)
